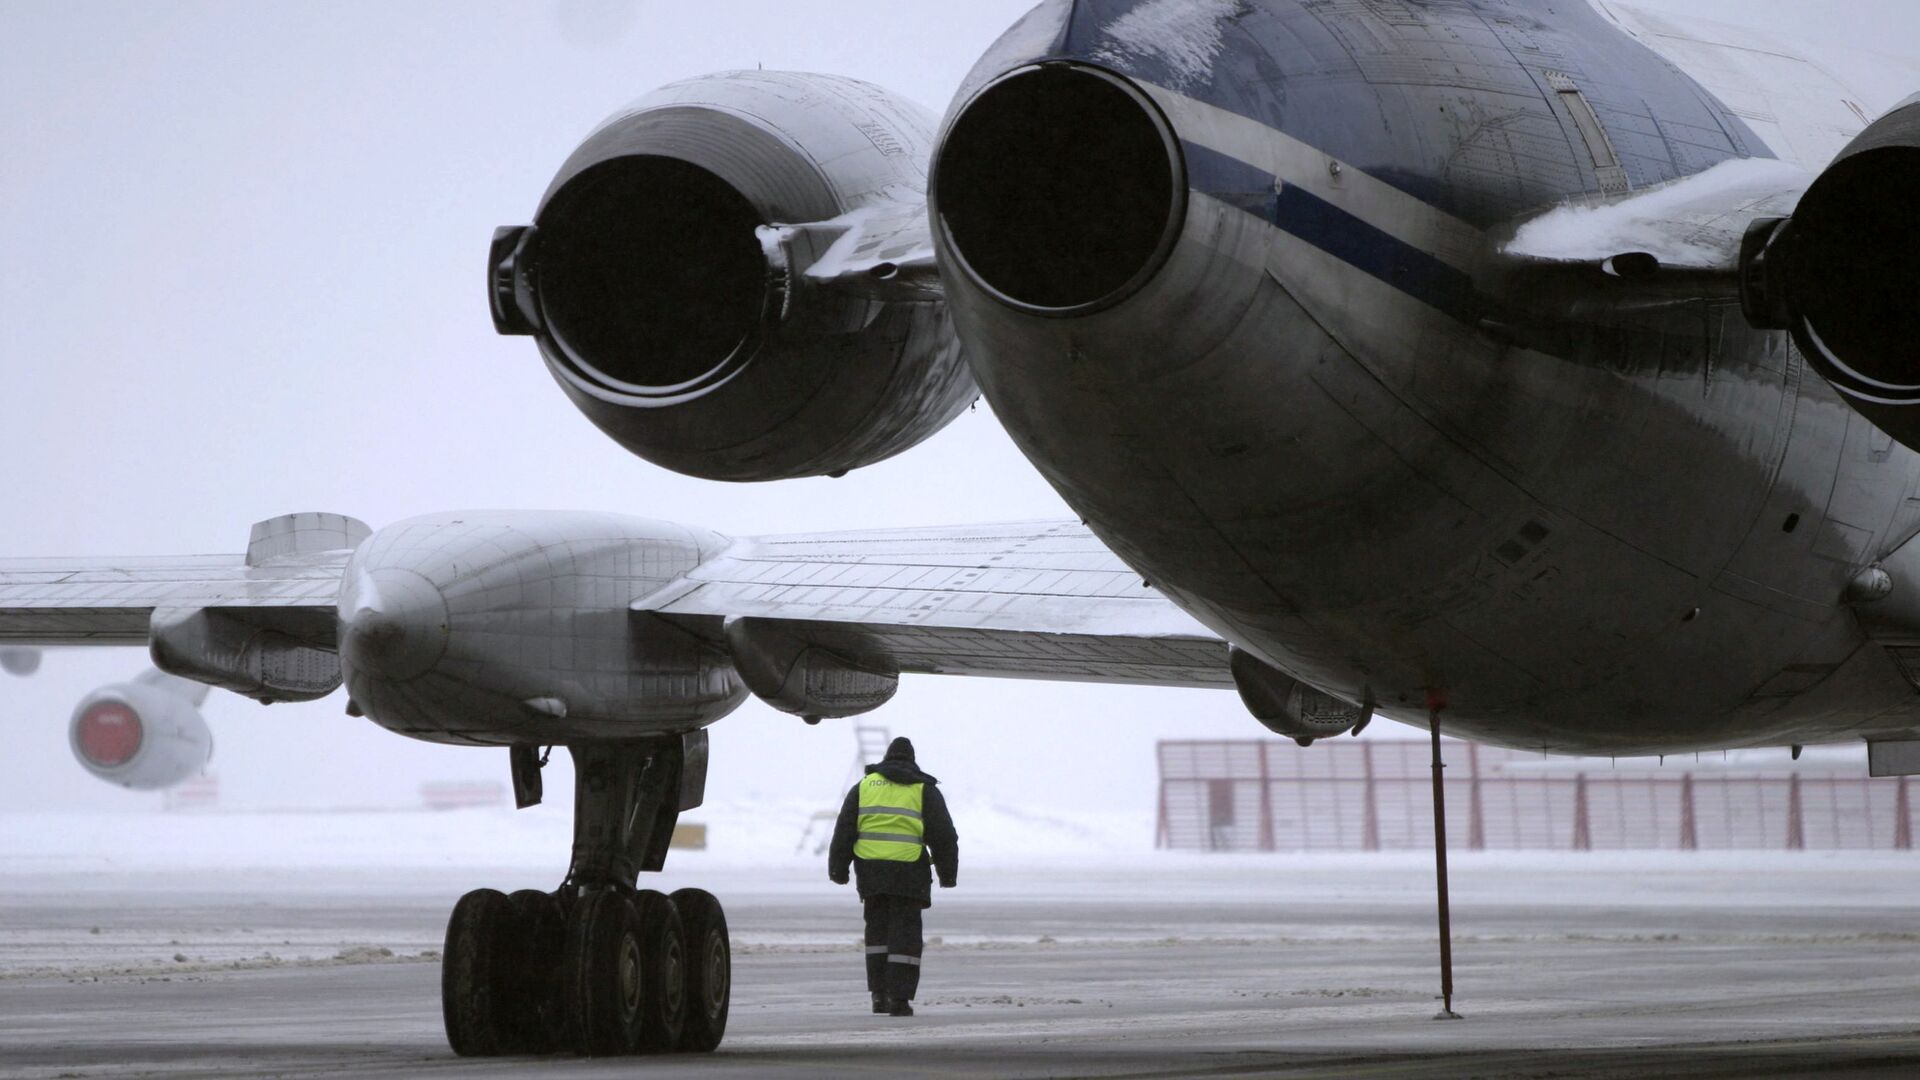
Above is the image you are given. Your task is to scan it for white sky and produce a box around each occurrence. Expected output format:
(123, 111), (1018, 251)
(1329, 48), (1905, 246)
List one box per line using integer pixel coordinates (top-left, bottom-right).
(0, 2), (1912, 823)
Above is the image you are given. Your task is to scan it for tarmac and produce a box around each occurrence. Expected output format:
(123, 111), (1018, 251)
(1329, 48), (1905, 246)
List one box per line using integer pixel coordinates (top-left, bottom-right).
(2, 853), (1918, 1078)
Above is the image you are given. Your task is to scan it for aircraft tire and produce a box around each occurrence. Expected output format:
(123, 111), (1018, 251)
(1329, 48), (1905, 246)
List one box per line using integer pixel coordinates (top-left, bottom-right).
(503, 889), (566, 1053)
(560, 889), (644, 1056)
(671, 887), (731, 1053)
(441, 887), (515, 1057)
(631, 889), (689, 1053)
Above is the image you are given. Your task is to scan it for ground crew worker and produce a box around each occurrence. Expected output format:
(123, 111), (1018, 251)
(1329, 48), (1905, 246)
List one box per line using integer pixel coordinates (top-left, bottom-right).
(827, 736), (958, 1016)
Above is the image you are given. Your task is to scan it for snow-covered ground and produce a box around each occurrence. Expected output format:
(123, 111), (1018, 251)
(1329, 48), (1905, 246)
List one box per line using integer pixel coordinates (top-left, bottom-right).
(0, 799), (1157, 876)
(4, 804), (1916, 906)
(4, 804), (1917, 988)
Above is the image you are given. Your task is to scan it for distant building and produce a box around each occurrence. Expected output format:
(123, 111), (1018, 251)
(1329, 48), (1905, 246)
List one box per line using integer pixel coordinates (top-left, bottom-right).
(1157, 739), (1915, 852)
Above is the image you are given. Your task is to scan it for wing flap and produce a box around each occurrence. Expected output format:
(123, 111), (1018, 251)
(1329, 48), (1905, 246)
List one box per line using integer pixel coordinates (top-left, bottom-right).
(9, 519), (1231, 688)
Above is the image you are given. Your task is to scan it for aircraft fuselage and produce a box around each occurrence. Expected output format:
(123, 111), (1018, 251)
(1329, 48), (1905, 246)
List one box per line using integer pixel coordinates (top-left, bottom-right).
(934, 0), (1920, 753)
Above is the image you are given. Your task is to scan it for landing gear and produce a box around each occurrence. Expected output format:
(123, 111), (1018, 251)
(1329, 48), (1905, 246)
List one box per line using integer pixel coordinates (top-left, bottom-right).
(441, 732), (730, 1057)
(441, 887), (571, 1055)
(672, 887), (731, 1051)
(559, 888), (639, 1054)
(505, 889), (565, 1050)
(628, 889), (688, 1052)
(441, 888), (517, 1057)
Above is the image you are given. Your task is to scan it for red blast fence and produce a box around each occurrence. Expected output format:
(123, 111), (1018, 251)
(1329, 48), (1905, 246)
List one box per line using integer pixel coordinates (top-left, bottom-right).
(1157, 739), (1914, 852)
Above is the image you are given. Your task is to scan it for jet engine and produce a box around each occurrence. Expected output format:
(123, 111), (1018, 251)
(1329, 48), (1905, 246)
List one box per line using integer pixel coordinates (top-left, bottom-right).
(1743, 93), (1920, 448)
(492, 71), (976, 482)
(68, 671), (213, 790)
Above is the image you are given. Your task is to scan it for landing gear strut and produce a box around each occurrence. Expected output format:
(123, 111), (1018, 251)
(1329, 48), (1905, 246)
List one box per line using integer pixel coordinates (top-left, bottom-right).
(442, 731), (730, 1057)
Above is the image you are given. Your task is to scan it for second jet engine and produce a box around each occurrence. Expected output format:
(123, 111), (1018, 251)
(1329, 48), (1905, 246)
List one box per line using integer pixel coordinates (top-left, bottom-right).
(1743, 93), (1920, 448)
(492, 71), (976, 482)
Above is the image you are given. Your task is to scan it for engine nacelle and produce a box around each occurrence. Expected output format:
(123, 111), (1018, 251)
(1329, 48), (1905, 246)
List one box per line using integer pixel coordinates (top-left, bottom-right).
(336, 511), (749, 746)
(150, 607), (341, 704)
(69, 672), (213, 790)
(1228, 647), (1373, 746)
(493, 70), (976, 482)
(1743, 93), (1920, 448)
(725, 617), (899, 719)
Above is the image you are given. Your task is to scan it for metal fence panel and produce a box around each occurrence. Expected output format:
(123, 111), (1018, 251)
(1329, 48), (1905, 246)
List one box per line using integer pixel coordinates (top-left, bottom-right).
(1157, 739), (1915, 852)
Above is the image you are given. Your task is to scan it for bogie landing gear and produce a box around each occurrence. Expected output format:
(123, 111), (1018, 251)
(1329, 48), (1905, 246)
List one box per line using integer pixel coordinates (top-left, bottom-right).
(672, 887), (732, 1051)
(442, 732), (730, 1057)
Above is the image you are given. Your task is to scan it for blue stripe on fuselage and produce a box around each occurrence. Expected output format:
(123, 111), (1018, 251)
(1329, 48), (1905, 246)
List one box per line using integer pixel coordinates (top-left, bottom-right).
(1181, 140), (1482, 324)
(1051, 0), (1772, 229)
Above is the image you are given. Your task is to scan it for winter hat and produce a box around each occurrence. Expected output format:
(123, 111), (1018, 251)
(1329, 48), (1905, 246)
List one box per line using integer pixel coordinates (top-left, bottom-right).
(883, 736), (916, 763)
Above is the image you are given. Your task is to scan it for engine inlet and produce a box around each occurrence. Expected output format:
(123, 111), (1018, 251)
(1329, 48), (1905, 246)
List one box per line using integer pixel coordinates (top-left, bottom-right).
(934, 64), (1185, 314)
(1786, 121), (1920, 398)
(536, 156), (769, 398)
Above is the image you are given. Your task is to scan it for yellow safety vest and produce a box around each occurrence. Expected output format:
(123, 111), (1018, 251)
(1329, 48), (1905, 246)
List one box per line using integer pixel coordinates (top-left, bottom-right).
(854, 773), (926, 861)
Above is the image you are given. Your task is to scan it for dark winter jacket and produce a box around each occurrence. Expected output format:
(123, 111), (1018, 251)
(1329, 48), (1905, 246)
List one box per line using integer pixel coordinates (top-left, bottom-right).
(827, 759), (958, 907)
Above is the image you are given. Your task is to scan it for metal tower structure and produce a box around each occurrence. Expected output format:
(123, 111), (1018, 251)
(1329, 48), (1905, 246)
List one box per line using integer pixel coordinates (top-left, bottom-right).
(795, 722), (893, 855)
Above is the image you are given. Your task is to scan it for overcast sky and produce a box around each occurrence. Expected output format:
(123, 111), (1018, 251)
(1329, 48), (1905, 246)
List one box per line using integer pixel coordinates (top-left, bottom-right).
(1, 2), (1911, 825)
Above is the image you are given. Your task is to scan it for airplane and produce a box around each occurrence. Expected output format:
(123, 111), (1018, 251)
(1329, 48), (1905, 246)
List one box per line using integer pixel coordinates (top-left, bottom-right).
(63, 668), (215, 790)
(2, 650), (217, 792)
(4, 0), (1919, 1060)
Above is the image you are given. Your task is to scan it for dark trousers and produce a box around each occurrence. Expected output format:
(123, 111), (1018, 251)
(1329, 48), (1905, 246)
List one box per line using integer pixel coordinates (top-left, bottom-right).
(862, 894), (923, 1000)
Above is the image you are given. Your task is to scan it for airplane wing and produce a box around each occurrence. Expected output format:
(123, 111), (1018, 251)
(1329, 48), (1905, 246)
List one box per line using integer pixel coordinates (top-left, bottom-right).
(638, 520), (1231, 688)
(0, 553), (348, 647)
(0, 513), (365, 648)
(3, 515), (1229, 689)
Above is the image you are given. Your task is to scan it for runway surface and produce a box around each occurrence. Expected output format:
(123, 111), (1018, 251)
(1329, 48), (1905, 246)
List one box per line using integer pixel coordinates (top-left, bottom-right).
(3, 847), (1918, 1078)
